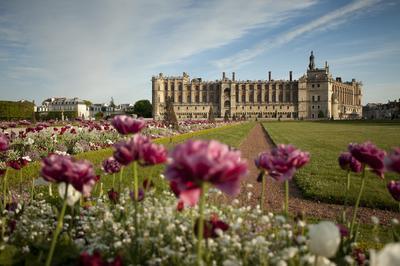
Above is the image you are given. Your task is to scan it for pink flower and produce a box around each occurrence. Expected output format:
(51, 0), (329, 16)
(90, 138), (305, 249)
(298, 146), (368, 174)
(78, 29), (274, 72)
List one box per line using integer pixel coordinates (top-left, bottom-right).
(385, 147), (400, 174)
(338, 152), (362, 173)
(102, 157), (121, 174)
(165, 140), (248, 206)
(112, 115), (146, 135)
(349, 141), (386, 178)
(140, 142), (167, 166)
(387, 180), (400, 201)
(113, 134), (151, 165)
(0, 133), (9, 152)
(255, 144), (310, 182)
(41, 154), (97, 196)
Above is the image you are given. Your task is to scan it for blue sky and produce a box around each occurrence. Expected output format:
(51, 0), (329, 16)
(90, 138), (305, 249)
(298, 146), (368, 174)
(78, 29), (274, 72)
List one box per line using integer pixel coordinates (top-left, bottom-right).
(0, 0), (399, 105)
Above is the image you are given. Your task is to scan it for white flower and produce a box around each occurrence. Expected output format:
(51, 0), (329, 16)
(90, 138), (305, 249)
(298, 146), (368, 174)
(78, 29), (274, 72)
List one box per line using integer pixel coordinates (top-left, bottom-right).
(25, 138), (34, 145)
(371, 216), (379, 225)
(308, 221), (340, 258)
(58, 183), (81, 206)
(370, 243), (400, 266)
(22, 156), (32, 162)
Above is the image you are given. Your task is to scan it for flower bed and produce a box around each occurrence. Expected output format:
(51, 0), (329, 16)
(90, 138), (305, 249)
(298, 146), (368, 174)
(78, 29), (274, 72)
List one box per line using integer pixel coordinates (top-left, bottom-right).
(0, 117), (399, 265)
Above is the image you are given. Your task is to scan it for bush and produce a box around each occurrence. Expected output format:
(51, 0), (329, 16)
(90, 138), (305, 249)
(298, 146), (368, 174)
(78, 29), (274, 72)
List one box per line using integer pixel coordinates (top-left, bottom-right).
(0, 101), (35, 121)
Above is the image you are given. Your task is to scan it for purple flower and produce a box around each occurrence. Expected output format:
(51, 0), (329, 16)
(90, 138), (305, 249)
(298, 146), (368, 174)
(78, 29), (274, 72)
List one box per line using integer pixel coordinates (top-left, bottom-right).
(113, 134), (151, 165)
(348, 142), (386, 178)
(387, 180), (400, 201)
(79, 251), (123, 266)
(255, 144), (310, 182)
(130, 188), (145, 202)
(40, 154), (97, 196)
(112, 115), (146, 135)
(385, 147), (400, 174)
(338, 152), (362, 173)
(165, 140), (248, 206)
(102, 157), (121, 174)
(0, 133), (9, 152)
(140, 142), (167, 166)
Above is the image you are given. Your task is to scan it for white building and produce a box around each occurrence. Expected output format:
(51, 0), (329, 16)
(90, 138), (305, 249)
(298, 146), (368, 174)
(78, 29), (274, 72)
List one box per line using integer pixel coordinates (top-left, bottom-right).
(39, 97), (90, 119)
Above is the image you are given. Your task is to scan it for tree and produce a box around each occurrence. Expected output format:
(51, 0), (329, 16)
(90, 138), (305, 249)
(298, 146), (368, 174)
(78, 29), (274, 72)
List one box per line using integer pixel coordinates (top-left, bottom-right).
(83, 100), (92, 106)
(133, 100), (152, 118)
(164, 97), (178, 129)
(318, 110), (325, 118)
(208, 106), (215, 123)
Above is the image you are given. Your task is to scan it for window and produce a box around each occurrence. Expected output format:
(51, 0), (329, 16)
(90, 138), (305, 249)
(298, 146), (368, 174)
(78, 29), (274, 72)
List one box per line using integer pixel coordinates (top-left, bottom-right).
(312, 105), (314, 109)
(312, 84), (315, 88)
(317, 96), (320, 101)
(312, 96), (315, 102)
(317, 84), (320, 87)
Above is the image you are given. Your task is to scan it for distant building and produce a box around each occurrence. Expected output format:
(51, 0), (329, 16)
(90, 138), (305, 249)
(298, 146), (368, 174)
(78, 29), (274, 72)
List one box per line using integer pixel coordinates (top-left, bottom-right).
(152, 51), (363, 120)
(89, 103), (134, 119)
(37, 97), (90, 119)
(363, 99), (400, 119)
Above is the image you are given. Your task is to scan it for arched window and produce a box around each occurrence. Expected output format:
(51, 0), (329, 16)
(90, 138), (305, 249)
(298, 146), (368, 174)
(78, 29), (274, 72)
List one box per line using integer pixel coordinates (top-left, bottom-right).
(224, 100), (230, 108)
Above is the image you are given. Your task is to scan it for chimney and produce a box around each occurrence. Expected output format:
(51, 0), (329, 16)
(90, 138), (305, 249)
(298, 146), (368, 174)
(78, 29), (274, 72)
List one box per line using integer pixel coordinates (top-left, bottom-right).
(222, 72), (226, 80)
(232, 72), (235, 81)
(268, 71), (271, 81)
(289, 71), (292, 82)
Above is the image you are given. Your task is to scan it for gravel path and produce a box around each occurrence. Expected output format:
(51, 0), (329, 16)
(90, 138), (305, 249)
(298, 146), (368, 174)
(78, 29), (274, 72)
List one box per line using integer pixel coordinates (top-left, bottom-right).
(235, 123), (400, 225)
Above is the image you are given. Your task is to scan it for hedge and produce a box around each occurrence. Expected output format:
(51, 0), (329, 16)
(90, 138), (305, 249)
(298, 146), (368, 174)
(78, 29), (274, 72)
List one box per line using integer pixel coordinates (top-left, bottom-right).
(0, 101), (35, 121)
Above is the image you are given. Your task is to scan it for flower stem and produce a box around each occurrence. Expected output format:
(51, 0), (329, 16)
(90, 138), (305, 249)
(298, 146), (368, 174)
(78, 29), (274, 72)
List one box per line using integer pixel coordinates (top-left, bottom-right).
(342, 171), (351, 222)
(2, 169), (8, 207)
(45, 184), (69, 266)
(260, 173), (266, 212)
(284, 180), (289, 217)
(118, 167), (124, 194)
(350, 165), (366, 236)
(19, 169), (23, 194)
(133, 161), (138, 200)
(112, 173), (115, 188)
(31, 178), (35, 202)
(196, 183), (207, 266)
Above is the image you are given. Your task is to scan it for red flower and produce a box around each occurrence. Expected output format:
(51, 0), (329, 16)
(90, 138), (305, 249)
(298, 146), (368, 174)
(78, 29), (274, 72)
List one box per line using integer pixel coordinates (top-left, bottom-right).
(385, 147), (400, 174)
(338, 152), (362, 173)
(176, 200), (184, 212)
(194, 214), (229, 238)
(255, 144), (310, 182)
(108, 188), (119, 204)
(7, 160), (21, 170)
(112, 115), (146, 135)
(41, 154), (97, 196)
(166, 140), (248, 206)
(79, 251), (123, 266)
(387, 180), (400, 202)
(0, 133), (9, 152)
(349, 142), (386, 178)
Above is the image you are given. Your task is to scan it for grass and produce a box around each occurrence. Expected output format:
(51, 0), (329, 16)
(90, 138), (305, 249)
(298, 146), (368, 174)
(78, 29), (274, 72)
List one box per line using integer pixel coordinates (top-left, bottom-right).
(6, 122), (255, 197)
(263, 120), (400, 211)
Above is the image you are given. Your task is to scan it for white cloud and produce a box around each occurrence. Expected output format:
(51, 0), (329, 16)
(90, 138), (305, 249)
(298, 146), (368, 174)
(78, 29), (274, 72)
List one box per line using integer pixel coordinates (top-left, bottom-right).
(213, 0), (382, 70)
(0, 0), (317, 103)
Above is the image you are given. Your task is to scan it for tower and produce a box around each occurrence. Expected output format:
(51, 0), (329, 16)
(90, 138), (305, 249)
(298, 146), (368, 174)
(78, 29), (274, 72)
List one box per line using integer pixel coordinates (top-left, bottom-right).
(308, 51), (315, 70)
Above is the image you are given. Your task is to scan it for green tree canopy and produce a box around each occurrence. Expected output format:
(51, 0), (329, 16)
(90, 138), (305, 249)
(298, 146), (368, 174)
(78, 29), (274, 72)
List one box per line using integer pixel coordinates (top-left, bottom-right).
(133, 99), (152, 118)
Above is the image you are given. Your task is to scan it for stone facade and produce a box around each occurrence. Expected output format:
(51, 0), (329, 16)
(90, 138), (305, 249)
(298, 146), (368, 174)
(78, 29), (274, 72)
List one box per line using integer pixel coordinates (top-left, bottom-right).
(152, 52), (362, 120)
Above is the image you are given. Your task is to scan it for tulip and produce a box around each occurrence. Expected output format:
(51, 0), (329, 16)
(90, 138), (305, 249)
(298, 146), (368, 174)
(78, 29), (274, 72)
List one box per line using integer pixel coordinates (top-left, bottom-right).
(113, 135), (151, 166)
(108, 188), (119, 204)
(194, 214), (229, 239)
(165, 139), (247, 265)
(387, 180), (400, 202)
(140, 142), (167, 166)
(112, 115), (146, 135)
(370, 243), (400, 266)
(102, 157), (121, 174)
(79, 251), (123, 266)
(385, 147), (400, 174)
(348, 141), (386, 178)
(255, 144), (310, 215)
(338, 152), (362, 173)
(0, 133), (9, 152)
(308, 221), (340, 258)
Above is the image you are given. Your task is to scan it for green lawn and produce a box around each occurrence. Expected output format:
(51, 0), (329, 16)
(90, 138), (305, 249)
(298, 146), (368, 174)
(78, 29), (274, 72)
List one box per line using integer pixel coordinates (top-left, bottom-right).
(263, 120), (400, 211)
(7, 122), (255, 196)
